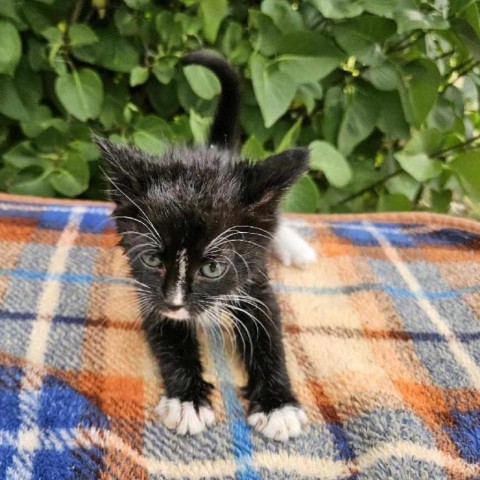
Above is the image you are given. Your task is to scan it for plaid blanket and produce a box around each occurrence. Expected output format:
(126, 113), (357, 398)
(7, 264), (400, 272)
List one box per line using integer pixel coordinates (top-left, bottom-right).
(0, 193), (479, 480)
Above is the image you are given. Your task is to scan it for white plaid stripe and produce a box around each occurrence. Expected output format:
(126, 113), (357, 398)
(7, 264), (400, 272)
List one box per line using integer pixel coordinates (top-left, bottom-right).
(6, 207), (85, 480)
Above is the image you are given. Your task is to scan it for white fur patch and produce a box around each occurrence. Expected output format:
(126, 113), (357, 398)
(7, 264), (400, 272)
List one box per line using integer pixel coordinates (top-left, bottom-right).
(156, 397), (215, 435)
(172, 249), (188, 306)
(272, 223), (317, 267)
(162, 308), (190, 320)
(248, 405), (308, 441)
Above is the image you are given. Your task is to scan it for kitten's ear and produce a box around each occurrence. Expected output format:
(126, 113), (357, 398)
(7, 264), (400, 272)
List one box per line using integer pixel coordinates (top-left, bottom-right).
(93, 135), (151, 205)
(243, 148), (309, 208)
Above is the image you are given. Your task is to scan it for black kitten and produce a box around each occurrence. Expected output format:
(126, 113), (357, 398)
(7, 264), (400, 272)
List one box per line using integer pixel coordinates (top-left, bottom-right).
(94, 50), (312, 441)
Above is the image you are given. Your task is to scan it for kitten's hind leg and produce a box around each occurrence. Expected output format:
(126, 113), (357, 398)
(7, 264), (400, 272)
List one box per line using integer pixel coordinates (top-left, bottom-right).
(272, 220), (317, 267)
(144, 315), (215, 435)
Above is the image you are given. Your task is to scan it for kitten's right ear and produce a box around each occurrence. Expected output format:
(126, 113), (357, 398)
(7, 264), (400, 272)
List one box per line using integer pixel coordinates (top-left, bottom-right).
(93, 135), (150, 206)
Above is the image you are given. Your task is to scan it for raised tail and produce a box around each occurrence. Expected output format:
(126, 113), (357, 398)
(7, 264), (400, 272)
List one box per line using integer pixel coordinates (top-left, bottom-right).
(182, 50), (241, 150)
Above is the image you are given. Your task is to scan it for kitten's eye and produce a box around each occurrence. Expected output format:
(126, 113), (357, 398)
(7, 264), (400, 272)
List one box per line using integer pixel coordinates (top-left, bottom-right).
(141, 252), (163, 269)
(199, 261), (227, 279)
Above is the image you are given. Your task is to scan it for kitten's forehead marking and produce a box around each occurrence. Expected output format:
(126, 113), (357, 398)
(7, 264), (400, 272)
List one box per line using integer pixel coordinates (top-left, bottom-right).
(172, 249), (188, 306)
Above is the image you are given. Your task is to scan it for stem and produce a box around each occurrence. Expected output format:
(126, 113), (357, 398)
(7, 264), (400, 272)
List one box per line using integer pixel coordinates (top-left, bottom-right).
(69, 0), (85, 25)
(387, 31), (427, 54)
(434, 134), (480, 157)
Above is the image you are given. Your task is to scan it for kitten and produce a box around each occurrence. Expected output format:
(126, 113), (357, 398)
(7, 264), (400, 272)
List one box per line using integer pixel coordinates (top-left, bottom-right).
(94, 50), (315, 441)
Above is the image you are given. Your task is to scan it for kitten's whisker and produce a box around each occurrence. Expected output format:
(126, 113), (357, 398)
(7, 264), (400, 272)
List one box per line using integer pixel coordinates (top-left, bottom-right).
(232, 250), (252, 277)
(124, 242), (159, 257)
(112, 214), (162, 245)
(223, 301), (272, 350)
(121, 230), (158, 242)
(224, 293), (272, 324)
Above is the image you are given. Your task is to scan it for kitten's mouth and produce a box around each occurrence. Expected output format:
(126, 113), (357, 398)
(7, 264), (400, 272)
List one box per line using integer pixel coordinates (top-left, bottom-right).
(162, 307), (190, 321)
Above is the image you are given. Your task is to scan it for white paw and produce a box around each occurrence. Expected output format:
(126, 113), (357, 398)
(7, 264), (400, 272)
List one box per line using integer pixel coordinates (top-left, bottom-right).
(248, 405), (308, 441)
(272, 223), (317, 267)
(155, 397), (215, 435)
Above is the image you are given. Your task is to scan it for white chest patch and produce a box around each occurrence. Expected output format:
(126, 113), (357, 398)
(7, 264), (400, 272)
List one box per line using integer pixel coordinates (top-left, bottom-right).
(156, 396), (216, 435)
(248, 405), (308, 441)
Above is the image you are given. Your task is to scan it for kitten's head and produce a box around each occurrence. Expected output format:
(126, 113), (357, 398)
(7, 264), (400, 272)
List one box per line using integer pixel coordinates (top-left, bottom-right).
(95, 136), (308, 322)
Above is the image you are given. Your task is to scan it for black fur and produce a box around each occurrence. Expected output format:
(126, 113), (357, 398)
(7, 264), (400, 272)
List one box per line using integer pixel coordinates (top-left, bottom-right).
(95, 50), (308, 422)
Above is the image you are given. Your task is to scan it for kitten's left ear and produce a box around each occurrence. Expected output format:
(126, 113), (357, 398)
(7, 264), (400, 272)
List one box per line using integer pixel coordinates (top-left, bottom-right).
(243, 148), (309, 207)
(93, 134), (152, 205)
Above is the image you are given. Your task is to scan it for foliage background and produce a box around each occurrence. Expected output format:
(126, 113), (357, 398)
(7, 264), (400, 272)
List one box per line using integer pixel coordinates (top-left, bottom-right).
(0, 0), (479, 215)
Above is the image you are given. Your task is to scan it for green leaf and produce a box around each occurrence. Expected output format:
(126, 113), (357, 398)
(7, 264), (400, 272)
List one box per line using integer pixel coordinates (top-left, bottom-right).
(451, 18), (480, 61)
(385, 173), (420, 201)
(396, 9), (449, 34)
(68, 24), (98, 47)
(49, 151), (90, 197)
(200, 0), (227, 43)
(4, 141), (41, 169)
(261, 0), (304, 33)
(0, 21), (21, 75)
(364, 0), (399, 17)
(72, 28), (139, 73)
(9, 173), (56, 197)
(375, 90), (410, 140)
(0, 62), (42, 122)
(377, 193), (412, 211)
(364, 63), (398, 91)
(250, 54), (296, 128)
(338, 88), (379, 156)
(183, 65), (221, 100)
(322, 86), (344, 145)
(309, 140), (353, 188)
(124, 0), (150, 8)
(132, 115), (170, 154)
(427, 97), (456, 132)
(189, 109), (211, 144)
(449, 151), (480, 201)
(241, 136), (268, 161)
(130, 66), (149, 87)
(403, 128), (443, 155)
(248, 10), (282, 56)
(20, 106), (48, 138)
(55, 69), (104, 121)
(99, 79), (128, 129)
(397, 59), (441, 127)
(430, 189), (452, 213)
(276, 31), (346, 83)
(395, 152), (443, 182)
(276, 118), (302, 152)
(283, 174), (320, 213)
(310, 0), (363, 19)
(152, 57), (177, 84)
(334, 17), (396, 66)
(0, 0), (24, 25)
(114, 9), (138, 35)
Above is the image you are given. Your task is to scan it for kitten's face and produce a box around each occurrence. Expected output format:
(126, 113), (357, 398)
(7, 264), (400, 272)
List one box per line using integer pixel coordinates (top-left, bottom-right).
(95, 138), (308, 322)
(119, 199), (271, 321)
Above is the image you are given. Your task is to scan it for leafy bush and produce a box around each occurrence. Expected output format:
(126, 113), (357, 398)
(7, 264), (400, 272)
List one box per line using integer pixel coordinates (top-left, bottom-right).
(0, 0), (479, 215)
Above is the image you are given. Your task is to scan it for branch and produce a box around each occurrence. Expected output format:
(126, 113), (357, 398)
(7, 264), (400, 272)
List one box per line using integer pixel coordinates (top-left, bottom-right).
(337, 169), (402, 205)
(337, 135), (480, 206)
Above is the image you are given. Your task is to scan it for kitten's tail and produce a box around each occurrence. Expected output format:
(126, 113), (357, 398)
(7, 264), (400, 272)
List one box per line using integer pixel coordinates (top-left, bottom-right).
(182, 50), (241, 150)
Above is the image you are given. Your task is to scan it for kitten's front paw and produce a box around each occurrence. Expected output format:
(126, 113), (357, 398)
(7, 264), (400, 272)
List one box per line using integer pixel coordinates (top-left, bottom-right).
(156, 396), (215, 435)
(273, 224), (317, 268)
(248, 405), (308, 441)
